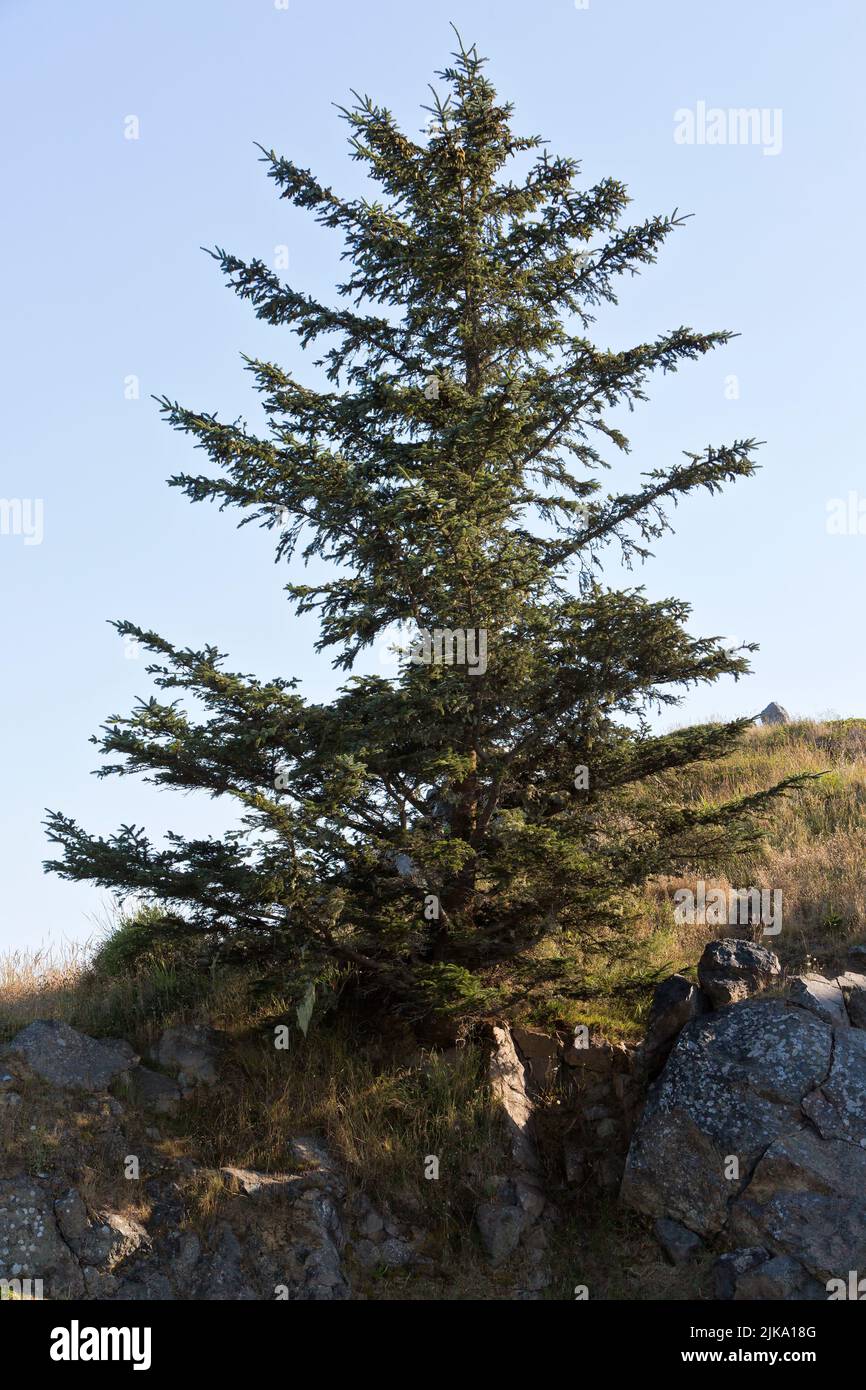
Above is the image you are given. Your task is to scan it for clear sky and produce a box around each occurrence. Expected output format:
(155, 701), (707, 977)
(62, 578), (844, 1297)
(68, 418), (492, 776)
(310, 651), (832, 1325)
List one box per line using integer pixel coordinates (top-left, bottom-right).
(2, 0), (864, 952)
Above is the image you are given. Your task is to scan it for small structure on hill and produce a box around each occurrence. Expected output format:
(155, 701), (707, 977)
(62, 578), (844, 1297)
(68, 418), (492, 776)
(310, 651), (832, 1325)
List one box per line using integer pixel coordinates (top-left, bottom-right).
(757, 702), (791, 725)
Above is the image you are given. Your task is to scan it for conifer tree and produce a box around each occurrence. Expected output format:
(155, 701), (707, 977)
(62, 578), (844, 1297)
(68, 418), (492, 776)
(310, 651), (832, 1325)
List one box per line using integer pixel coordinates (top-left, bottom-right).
(46, 36), (805, 1020)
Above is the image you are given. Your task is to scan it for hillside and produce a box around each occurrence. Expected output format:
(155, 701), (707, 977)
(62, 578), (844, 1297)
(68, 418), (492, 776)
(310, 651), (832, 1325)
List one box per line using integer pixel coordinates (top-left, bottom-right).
(2, 718), (866, 1302)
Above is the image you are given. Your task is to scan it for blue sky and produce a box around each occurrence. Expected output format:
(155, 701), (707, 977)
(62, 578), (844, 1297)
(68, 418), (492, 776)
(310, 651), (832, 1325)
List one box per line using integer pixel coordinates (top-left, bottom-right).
(1, 0), (863, 952)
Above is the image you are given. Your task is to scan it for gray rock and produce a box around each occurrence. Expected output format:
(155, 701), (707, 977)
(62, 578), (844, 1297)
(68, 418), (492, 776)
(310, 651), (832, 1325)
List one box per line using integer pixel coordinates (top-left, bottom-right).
(155, 1025), (223, 1088)
(475, 1199), (526, 1266)
(621, 1001), (831, 1234)
(511, 1027), (560, 1086)
(698, 938), (782, 1008)
(81, 1213), (149, 1271)
(0, 1176), (84, 1297)
(713, 1246), (768, 1300)
(348, 1192), (384, 1239)
(186, 1220), (256, 1301)
(488, 1025), (538, 1174)
(220, 1166), (305, 1200)
(111, 1270), (176, 1301)
(729, 1129), (866, 1281)
(378, 1236), (414, 1268)
(54, 1189), (90, 1243)
(788, 973), (849, 1027)
(838, 972), (866, 1028)
(476, 1027), (550, 1267)
(2, 1020), (138, 1093)
(203, 1152), (350, 1300)
(352, 1237), (382, 1269)
(654, 1217), (704, 1265)
(734, 1254), (823, 1300)
(801, 1027), (866, 1143)
(289, 1135), (346, 1197)
(54, 1189), (148, 1272)
(563, 1140), (585, 1185)
(288, 1189), (350, 1299)
(514, 1178), (546, 1222)
(83, 1266), (118, 1298)
(641, 974), (709, 1073)
(127, 1066), (182, 1116)
(758, 703), (791, 725)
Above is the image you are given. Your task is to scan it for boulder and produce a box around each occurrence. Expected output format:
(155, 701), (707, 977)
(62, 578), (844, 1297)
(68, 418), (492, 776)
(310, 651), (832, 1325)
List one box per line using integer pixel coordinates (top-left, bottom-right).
(758, 703), (791, 725)
(621, 1000), (831, 1235)
(155, 1025), (224, 1088)
(624, 992), (866, 1293)
(126, 1066), (182, 1116)
(2, 1020), (138, 1092)
(713, 1246), (768, 1300)
(654, 1217), (704, 1265)
(697, 938), (781, 1007)
(474, 1194), (526, 1266)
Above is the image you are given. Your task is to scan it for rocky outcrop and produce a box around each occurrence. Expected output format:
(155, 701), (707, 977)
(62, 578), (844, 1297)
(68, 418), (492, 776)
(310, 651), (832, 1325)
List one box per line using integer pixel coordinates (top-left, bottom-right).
(0, 1017), (358, 1299)
(621, 968), (866, 1298)
(621, 999), (830, 1234)
(758, 702), (791, 725)
(0, 1177), (85, 1297)
(0, 1148), (352, 1302)
(2, 1020), (138, 1092)
(474, 1026), (549, 1275)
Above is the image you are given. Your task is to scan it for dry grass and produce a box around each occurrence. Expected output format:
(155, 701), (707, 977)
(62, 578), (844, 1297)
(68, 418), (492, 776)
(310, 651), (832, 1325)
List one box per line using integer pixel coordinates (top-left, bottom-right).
(645, 718), (866, 969)
(523, 719), (866, 1039)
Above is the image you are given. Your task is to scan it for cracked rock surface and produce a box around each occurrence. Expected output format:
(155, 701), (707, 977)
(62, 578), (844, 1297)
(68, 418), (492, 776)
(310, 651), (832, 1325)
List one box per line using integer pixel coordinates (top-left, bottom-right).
(622, 969), (866, 1297)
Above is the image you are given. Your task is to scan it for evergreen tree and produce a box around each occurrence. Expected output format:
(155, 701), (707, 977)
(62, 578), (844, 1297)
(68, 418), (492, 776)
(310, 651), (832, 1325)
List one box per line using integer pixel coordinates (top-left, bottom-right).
(46, 36), (805, 1021)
